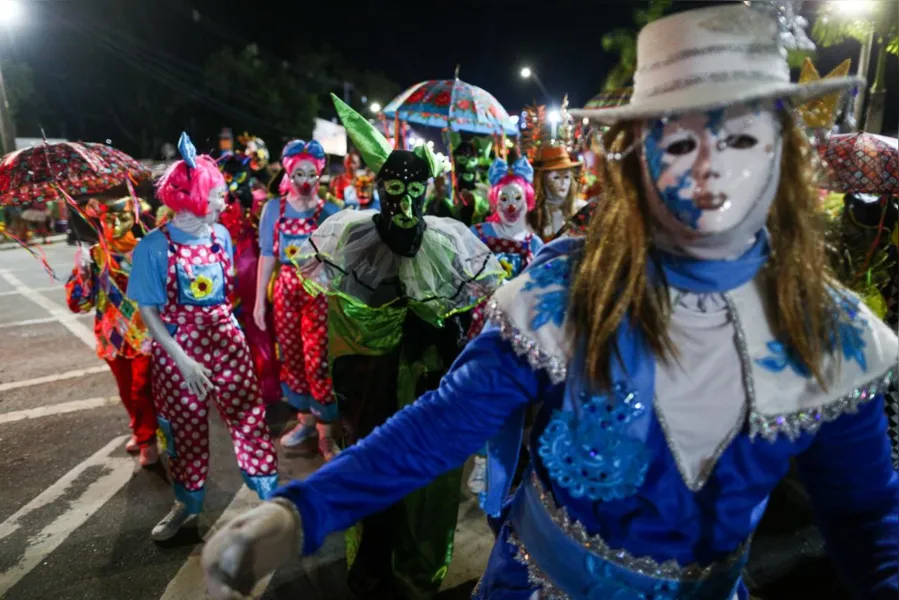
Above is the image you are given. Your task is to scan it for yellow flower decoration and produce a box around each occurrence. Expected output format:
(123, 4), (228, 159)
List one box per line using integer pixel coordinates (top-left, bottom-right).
(284, 244), (301, 261)
(499, 258), (514, 277)
(190, 274), (214, 299)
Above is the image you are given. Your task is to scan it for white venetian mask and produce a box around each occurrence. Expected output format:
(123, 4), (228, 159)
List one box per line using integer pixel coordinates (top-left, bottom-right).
(641, 102), (780, 236)
(543, 169), (572, 202)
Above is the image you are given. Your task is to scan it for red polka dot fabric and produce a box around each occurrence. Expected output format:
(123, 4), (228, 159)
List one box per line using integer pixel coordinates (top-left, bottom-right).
(152, 227), (277, 493)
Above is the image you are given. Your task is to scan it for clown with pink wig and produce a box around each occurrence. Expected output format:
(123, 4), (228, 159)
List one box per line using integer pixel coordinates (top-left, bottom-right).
(128, 133), (279, 541)
(254, 140), (341, 460)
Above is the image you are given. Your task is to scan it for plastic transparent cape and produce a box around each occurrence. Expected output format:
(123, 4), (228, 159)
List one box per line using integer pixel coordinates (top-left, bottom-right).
(295, 210), (505, 321)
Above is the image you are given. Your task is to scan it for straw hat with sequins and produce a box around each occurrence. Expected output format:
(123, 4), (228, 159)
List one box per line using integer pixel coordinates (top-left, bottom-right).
(571, 3), (862, 125)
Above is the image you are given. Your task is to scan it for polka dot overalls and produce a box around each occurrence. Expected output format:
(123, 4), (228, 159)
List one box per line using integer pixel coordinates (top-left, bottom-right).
(152, 226), (278, 511)
(468, 225), (536, 339)
(272, 198), (335, 419)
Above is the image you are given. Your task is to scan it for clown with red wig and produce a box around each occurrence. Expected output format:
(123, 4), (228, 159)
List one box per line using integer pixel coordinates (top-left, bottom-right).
(254, 140), (341, 460)
(128, 133), (279, 541)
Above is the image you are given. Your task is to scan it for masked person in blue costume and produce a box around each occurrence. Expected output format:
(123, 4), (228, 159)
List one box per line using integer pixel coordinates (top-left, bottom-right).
(202, 5), (898, 599)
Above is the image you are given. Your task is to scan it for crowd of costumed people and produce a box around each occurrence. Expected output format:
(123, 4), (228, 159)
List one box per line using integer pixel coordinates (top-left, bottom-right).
(25, 2), (895, 599)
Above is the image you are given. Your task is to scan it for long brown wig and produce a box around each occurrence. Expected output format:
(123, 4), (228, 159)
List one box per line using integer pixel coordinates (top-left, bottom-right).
(568, 111), (839, 392)
(528, 170), (581, 238)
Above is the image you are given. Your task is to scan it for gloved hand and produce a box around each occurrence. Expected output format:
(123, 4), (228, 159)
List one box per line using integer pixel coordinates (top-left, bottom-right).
(203, 498), (302, 600)
(172, 350), (215, 400)
(75, 245), (93, 277)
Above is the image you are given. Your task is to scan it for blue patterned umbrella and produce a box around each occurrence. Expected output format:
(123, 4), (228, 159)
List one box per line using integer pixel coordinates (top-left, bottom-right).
(382, 79), (518, 136)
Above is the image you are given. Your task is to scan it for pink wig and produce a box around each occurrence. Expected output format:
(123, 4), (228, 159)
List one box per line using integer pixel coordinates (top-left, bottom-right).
(487, 173), (535, 223)
(279, 153), (326, 196)
(156, 155), (226, 217)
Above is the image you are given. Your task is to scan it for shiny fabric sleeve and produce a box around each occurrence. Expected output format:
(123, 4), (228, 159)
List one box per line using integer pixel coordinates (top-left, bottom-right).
(258, 199), (279, 257)
(795, 395), (899, 598)
(271, 327), (546, 555)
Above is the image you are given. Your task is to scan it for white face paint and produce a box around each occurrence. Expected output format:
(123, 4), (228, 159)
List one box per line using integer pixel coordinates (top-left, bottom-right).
(543, 169), (572, 202)
(641, 102), (779, 235)
(496, 181), (527, 226)
(289, 159), (320, 196)
(204, 185), (227, 225)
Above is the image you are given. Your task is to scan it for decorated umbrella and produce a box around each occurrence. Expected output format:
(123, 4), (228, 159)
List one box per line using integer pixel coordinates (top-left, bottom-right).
(0, 141), (151, 206)
(817, 133), (898, 196)
(382, 76), (518, 136)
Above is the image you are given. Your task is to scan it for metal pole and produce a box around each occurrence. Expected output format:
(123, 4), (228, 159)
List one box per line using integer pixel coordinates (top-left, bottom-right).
(0, 65), (15, 154)
(531, 73), (553, 105)
(852, 30), (874, 131)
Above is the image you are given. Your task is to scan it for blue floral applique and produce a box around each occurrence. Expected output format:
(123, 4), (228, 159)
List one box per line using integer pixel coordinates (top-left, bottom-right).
(538, 384), (649, 502)
(522, 258), (571, 292)
(756, 291), (870, 377)
(522, 258), (572, 331)
(755, 341), (811, 377)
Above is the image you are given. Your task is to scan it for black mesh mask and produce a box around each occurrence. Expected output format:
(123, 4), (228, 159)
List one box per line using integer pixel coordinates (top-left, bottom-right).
(452, 142), (479, 191)
(373, 150), (430, 257)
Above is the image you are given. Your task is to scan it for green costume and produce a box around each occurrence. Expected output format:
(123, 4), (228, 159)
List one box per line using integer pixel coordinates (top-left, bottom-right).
(294, 95), (504, 599)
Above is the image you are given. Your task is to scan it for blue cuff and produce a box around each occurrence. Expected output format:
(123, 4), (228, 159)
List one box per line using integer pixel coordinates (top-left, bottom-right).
(242, 471), (280, 500)
(174, 482), (205, 515)
(282, 383), (339, 422)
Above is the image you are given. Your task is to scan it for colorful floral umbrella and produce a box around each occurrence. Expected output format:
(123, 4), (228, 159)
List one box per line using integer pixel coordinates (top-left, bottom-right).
(817, 133), (898, 196)
(383, 78), (518, 136)
(0, 141), (151, 206)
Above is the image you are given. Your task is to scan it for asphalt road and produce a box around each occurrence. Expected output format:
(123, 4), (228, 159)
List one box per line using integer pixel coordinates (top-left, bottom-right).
(0, 239), (493, 600)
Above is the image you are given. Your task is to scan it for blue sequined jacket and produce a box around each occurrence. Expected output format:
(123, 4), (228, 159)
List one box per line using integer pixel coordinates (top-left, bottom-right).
(272, 239), (898, 600)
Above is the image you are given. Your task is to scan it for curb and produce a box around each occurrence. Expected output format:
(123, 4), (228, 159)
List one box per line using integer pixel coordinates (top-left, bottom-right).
(0, 234), (69, 252)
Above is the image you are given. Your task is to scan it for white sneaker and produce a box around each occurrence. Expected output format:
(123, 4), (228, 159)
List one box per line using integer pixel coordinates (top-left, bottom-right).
(280, 422), (318, 449)
(467, 456), (487, 495)
(151, 502), (196, 541)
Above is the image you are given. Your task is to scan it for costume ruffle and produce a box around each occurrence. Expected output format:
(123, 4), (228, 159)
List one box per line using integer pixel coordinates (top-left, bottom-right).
(296, 210), (505, 319)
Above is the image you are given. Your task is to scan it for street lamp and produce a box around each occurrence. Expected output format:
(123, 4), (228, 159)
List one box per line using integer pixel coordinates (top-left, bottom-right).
(548, 109), (560, 139)
(0, 0), (23, 26)
(369, 102), (382, 114)
(519, 66), (552, 103)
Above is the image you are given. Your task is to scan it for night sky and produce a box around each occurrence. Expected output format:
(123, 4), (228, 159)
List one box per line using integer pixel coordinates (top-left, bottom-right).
(6, 0), (897, 157)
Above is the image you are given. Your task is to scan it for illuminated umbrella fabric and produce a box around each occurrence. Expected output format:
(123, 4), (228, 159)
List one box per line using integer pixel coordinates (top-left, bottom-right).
(818, 133), (898, 196)
(0, 142), (151, 206)
(383, 79), (518, 136)
(583, 88), (633, 110)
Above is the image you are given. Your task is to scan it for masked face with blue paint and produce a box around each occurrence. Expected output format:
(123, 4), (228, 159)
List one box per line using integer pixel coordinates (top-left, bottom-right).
(641, 102), (782, 260)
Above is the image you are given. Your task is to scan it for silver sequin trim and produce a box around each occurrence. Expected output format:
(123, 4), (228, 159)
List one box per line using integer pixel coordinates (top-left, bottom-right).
(749, 369), (896, 442)
(643, 71), (787, 98)
(509, 531), (570, 600)
(638, 43), (781, 73)
(486, 300), (568, 385)
(523, 472), (751, 582)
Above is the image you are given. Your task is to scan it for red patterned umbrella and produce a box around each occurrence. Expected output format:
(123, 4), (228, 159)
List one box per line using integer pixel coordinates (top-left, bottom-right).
(0, 141), (151, 206)
(817, 133), (898, 196)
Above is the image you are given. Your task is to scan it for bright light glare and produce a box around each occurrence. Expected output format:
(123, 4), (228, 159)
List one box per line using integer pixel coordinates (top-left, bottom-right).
(832, 0), (875, 16)
(548, 110), (561, 124)
(426, 140), (434, 148)
(582, 117), (590, 125)
(0, 0), (23, 26)
(520, 67), (532, 79)
(409, 137), (424, 147)
(369, 102), (382, 113)
(509, 115), (520, 125)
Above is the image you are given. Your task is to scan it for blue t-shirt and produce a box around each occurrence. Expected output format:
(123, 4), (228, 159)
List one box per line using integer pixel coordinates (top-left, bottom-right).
(258, 199), (341, 258)
(128, 223), (234, 309)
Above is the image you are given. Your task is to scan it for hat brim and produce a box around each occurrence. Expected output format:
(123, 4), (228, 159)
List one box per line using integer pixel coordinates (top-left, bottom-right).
(533, 159), (583, 171)
(571, 77), (862, 124)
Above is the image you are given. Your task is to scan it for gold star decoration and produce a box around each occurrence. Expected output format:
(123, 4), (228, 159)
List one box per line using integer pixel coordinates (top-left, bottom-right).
(797, 57), (852, 130)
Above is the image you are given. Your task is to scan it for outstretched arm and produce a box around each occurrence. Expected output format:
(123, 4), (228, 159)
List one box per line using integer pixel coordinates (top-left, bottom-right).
(202, 327), (546, 596)
(796, 395), (898, 598)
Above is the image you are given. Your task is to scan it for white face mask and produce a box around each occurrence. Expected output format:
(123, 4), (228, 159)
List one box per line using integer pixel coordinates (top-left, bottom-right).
(496, 181), (527, 227)
(544, 170), (572, 203)
(289, 159), (320, 197)
(204, 186), (227, 225)
(171, 185), (227, 237)
(640, 102), (782, 259)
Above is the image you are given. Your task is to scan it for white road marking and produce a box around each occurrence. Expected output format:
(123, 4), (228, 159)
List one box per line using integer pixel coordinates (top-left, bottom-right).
(0, 396), (118, 425)
(0, 317), (58, 329)
(0, 286), (59, 297)
(0, 270), (95, 347)
(0, 365), (109, 393)
(158, 485), (275, 600)
(0, 435), (133, 594)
